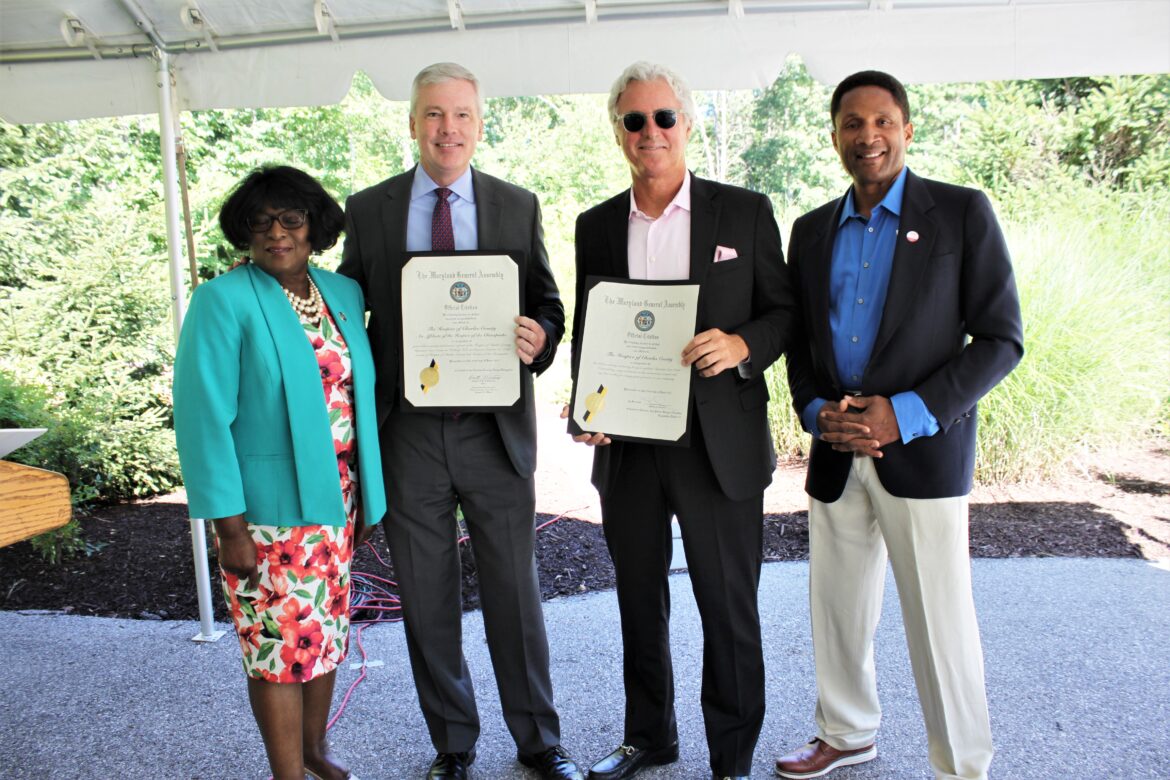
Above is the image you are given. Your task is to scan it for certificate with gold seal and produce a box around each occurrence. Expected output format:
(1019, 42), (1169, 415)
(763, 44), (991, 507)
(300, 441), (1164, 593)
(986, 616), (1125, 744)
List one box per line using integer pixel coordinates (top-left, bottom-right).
(399, 251), (524, 411)
(568, 277), (699, 445)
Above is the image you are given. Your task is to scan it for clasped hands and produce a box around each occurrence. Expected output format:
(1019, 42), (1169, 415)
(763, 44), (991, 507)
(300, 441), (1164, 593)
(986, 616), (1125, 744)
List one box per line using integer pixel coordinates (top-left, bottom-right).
(561, 328), (746, 447)
(817, 395), (901, 458)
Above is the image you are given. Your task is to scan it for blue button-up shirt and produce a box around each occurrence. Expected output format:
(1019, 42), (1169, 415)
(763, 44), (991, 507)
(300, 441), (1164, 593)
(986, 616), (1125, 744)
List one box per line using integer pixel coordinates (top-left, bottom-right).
(407, 165), (478, 251)
(802, 167), (939, 444)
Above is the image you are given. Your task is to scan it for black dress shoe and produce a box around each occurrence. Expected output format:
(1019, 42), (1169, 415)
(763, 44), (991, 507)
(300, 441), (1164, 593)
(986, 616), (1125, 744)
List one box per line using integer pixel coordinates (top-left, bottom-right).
(426, 747), (475, 779)
(587, 743), (679, 780)
(518, 744), (585, 780)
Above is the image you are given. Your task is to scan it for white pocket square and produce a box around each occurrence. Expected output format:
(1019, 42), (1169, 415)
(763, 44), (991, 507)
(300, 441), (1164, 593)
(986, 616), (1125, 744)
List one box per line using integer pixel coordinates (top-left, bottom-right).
(714, 245), (738, 262)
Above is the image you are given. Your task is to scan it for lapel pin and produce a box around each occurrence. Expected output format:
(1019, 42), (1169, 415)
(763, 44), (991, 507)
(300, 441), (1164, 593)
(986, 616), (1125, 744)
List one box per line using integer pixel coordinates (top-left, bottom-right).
(906, 230), (920, 243)
(339, 311), (347, 322)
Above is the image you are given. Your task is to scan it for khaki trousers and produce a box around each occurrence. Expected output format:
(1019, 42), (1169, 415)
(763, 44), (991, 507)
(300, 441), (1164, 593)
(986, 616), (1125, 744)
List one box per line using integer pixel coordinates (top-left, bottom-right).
(809, 455), (993, 780)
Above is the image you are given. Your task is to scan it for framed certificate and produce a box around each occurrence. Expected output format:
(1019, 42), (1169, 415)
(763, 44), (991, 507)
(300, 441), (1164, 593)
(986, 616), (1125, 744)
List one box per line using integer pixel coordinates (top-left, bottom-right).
(568, 277), (700, 445)
(399, 251), (525, 412)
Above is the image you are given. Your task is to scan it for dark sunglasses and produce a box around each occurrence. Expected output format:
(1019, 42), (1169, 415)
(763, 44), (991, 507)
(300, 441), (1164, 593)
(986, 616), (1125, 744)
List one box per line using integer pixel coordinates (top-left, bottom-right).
(620, 109), (678, 133)
(247, 209), (308, 233)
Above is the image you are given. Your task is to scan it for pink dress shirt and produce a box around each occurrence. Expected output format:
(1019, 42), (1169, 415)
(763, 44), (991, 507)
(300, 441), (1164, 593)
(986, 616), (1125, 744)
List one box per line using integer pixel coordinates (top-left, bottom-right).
(627, 172), (691, 281)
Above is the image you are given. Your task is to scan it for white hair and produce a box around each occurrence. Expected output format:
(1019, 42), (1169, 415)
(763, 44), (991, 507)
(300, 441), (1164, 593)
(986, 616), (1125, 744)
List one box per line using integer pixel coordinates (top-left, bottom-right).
(607, 61), (697, 128)
(410, 62), (485, 118)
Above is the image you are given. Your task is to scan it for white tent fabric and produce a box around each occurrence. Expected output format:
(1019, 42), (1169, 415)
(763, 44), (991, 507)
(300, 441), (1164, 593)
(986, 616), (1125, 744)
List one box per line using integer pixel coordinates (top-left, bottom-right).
(2, 0), (1169, 124)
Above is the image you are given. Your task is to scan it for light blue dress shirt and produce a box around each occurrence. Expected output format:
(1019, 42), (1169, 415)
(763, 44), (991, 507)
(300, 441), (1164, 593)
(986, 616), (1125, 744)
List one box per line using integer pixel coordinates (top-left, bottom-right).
(802, 167), (939, 444)
(407, 165), (478, 251)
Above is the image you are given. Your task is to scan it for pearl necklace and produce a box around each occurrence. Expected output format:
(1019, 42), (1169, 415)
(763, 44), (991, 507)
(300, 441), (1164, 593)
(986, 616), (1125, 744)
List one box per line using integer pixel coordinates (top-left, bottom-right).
(282, 278), (324, 325)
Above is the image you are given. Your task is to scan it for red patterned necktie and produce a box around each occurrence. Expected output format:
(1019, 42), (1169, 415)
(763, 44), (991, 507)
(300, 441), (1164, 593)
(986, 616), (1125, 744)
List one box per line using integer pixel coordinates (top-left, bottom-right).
(431, 187), (454, 251)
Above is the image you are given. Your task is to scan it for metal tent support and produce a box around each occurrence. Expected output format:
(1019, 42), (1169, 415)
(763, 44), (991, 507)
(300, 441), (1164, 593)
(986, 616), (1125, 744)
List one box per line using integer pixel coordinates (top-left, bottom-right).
(154, 48), (223, 643)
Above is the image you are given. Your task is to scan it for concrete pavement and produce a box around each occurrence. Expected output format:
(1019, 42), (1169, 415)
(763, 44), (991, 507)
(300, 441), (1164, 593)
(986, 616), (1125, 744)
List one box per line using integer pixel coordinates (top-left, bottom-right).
(2, 557), (1168, 779)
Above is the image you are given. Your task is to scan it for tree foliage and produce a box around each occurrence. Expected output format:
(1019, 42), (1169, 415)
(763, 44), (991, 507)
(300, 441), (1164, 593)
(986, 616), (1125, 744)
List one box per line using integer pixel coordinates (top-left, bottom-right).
(742, 56), (841, 212)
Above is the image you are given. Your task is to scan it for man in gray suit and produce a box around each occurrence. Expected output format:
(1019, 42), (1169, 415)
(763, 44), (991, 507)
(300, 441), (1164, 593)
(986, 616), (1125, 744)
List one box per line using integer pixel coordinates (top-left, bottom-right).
(338, 62), (582, 780)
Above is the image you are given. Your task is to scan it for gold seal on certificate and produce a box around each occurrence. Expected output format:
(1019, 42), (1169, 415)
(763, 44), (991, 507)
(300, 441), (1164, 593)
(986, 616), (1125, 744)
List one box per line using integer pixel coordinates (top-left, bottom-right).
(569, 278), (700, 444)
(400, 252), (523, 411)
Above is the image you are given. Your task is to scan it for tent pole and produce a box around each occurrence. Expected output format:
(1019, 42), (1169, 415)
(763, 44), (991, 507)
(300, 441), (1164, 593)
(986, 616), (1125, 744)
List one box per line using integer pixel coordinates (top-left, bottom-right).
(156, 49), (224, 644)
(157, 51), (187, 342)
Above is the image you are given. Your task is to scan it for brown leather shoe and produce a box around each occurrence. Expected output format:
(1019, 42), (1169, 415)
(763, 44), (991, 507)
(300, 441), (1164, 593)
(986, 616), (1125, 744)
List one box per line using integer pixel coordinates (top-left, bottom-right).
(774, 738), (876, 779)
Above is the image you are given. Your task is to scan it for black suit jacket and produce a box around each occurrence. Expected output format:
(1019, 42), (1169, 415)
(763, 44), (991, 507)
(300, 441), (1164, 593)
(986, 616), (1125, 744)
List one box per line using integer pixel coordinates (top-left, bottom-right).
(786, 171), (1024, 502)
(572, 174), (795, 502)
(339, 166), (565, 477)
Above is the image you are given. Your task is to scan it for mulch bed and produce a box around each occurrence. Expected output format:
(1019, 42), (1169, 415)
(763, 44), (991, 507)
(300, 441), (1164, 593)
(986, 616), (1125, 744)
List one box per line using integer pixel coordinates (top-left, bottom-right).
(0, 498), (1145, 622)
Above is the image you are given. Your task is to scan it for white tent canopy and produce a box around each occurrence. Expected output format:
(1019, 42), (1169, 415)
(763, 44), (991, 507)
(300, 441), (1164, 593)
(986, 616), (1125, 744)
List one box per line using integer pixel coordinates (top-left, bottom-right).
(1, 0), (1167, 642)
(2, 0), (1169, 124)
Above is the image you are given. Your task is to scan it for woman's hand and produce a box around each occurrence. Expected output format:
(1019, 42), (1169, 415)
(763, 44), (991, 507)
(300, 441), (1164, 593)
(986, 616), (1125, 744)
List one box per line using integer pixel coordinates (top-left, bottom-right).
(212, 514), (259, 588)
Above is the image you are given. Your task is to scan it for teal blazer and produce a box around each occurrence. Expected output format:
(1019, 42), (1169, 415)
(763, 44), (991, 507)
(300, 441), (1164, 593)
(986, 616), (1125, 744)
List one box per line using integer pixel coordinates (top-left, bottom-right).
(173, 264), (386, 528)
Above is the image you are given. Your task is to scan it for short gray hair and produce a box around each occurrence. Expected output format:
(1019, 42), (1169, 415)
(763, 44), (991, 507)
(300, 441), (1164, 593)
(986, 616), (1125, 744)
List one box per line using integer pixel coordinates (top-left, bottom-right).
(607, 61), (697, 128)
(410, 62), (485, 118)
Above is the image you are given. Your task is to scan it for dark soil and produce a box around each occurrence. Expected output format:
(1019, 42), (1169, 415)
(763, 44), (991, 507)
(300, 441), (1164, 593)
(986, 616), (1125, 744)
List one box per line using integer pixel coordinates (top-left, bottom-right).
(0, 495), (1151, 622)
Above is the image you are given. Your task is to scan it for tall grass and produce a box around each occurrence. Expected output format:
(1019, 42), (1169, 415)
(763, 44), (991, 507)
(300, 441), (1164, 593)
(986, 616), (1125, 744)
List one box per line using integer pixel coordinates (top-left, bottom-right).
(765, 189), (1170, 483)
(765, 366), (806, 462)
(977, 193), (1170, 481)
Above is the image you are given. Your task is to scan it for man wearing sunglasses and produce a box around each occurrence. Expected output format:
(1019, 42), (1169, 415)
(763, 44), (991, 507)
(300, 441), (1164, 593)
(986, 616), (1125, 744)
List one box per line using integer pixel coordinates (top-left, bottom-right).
(568, 61), (795, 780)
(339, 63), (581, 780)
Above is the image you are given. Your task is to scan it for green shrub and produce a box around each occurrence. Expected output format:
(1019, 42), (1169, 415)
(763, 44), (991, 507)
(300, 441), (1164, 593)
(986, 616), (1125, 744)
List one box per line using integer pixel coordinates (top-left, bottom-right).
(27, 518), (86, 565)
(976, 192), (1170, 481)
(1, 123), (183, 508)
(0, 370), (180, 503)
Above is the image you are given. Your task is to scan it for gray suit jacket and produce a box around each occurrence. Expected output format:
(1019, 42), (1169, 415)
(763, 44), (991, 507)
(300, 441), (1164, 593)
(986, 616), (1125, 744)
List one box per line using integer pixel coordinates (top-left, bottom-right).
(339, 166), (565, 477)
(786, 170), (1024, 501)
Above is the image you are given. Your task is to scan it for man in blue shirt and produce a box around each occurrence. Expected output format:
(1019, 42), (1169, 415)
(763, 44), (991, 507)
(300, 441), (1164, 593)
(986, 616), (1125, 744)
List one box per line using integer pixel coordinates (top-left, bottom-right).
(777, 71), (1023, 780)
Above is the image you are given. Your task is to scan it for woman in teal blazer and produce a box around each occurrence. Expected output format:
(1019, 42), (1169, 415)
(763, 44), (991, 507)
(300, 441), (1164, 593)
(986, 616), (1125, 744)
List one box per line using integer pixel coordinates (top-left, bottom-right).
(173, 166), (384, 780)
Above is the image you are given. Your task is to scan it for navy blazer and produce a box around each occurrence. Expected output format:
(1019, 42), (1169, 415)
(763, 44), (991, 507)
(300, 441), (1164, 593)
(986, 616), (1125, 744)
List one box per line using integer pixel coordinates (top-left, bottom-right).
(338, 166), (565, 478)
(572, 174), (796, 502)
(786, 171), (1024, 501)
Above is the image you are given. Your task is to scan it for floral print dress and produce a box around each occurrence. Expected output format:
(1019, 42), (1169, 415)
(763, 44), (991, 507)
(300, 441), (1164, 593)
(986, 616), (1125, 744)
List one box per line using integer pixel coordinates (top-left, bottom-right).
(218, 304), (359, 683)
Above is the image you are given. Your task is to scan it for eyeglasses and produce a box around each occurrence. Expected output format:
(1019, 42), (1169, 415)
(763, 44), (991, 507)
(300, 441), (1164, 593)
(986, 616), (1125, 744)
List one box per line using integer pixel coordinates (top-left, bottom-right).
(247, 209), (308, 233)
(620, 109), (679, 133)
